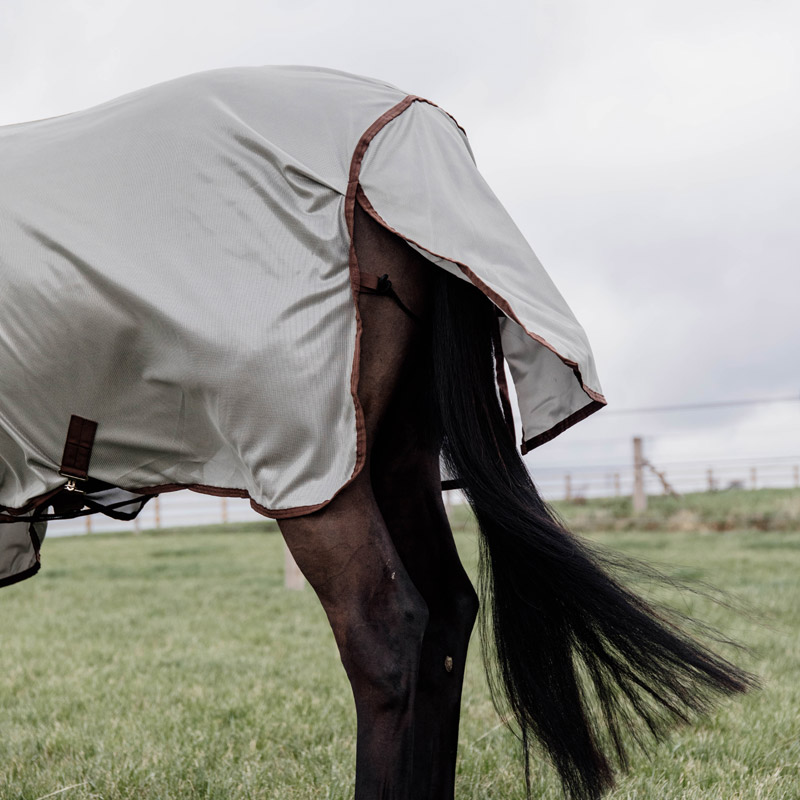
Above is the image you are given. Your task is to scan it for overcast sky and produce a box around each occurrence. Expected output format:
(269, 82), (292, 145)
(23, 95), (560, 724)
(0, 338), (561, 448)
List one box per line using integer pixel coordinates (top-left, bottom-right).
(2, 0), (798, 496)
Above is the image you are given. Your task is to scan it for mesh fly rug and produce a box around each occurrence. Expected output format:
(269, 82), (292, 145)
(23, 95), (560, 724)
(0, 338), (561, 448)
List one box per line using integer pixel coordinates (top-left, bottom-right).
(0, 66), (605, 585)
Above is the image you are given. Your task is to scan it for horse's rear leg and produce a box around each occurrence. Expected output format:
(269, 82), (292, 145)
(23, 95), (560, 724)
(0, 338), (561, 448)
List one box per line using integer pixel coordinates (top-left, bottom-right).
(277, 201), (433, 798)
(372, 383), (479, 800)
(278, 472), (428, 799)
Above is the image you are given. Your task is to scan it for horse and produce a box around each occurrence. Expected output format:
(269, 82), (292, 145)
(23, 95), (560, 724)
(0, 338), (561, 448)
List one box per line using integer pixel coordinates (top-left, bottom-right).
(0, 67), (754, 800)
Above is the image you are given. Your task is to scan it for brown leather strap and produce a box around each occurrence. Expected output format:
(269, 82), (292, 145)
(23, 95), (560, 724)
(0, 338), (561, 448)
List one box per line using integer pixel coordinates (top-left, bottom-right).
(59, 415), (98, 482)
(357, 272), (382, 292)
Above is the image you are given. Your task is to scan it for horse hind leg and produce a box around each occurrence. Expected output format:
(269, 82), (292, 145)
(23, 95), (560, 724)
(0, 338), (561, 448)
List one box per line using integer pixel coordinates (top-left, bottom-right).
(352, 203), (479, 797)
(371, 377), (479, 800)
(277, 202), (434, 799)
(278, 470), (427, 799)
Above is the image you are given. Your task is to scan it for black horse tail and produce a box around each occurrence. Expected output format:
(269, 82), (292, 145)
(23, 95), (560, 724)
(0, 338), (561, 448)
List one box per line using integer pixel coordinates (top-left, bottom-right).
(429, 270), (754, 800)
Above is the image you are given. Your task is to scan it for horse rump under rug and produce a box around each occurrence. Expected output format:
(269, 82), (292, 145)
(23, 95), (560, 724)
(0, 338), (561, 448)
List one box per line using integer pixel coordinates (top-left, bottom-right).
(0, 66), (604, 585)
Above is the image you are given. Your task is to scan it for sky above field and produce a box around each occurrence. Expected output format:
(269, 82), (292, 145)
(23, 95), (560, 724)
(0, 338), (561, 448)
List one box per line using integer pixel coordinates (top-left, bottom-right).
(2, 0), (798, 496)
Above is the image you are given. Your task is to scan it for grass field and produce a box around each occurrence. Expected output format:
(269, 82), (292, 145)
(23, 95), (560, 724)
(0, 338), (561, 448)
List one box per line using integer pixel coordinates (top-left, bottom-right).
(1, 500), (799, 799)
(548, 487), (800, 533)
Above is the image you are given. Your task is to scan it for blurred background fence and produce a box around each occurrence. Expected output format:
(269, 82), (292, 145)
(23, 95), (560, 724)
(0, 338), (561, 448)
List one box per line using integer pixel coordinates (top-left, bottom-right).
(532, 451), (800, 503)
(44, 438), (800, 538)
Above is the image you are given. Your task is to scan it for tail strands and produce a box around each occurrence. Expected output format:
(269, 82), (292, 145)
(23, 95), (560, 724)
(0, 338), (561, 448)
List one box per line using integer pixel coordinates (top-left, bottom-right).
(430, 272), (755, 800)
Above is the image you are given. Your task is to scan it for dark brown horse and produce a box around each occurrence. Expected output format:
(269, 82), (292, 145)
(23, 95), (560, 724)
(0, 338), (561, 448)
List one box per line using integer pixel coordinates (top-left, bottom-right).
(277, 200), (753, 800)
(0, 66), (754, 800)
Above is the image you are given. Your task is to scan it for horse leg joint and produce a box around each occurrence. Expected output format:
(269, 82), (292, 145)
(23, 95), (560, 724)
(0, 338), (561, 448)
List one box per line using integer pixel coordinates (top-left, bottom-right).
(338, 574), (429, 713)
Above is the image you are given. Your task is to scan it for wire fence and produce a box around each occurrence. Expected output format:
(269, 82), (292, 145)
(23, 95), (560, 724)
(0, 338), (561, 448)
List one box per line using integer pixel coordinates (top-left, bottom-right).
(533, 455), (800, 502)
(43, 452), (800, 538)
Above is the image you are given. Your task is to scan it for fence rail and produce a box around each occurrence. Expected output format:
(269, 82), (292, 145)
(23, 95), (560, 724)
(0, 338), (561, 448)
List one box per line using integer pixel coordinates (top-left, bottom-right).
(44, 448), (800, 537)
(533, 455), (800, 502)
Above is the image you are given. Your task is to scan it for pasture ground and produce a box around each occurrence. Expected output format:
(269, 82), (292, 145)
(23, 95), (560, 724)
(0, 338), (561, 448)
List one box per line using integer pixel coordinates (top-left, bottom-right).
(1, 494), (799, 799)
(549, 487), (800, 533)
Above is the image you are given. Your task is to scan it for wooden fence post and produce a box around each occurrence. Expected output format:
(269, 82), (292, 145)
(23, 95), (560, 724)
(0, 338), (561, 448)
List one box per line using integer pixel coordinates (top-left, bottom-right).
(632, 437), (647, 512)
(154, 495), (161, 529)
(284, 543), (305, 590)
(565, 474), (572, 502)
(707, 468), (715, 492)
(614, 473), (621, 497)
(221, 496), (228, 524)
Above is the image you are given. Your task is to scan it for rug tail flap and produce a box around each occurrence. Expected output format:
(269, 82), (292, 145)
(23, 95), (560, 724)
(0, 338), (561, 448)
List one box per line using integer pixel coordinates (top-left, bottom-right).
(357, 99), (606, 451)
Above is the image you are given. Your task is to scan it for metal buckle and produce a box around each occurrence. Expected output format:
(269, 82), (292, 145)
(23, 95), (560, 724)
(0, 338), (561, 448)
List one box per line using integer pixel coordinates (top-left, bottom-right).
(59, 472), (87, 495)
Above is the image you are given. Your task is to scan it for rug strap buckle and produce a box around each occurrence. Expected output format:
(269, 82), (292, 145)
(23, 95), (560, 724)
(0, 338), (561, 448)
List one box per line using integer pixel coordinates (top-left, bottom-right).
(58, 415), (98, 495)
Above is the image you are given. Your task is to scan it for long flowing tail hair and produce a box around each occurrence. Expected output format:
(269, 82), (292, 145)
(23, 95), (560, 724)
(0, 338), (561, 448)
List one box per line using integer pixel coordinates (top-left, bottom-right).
(429, 270), (755, 800)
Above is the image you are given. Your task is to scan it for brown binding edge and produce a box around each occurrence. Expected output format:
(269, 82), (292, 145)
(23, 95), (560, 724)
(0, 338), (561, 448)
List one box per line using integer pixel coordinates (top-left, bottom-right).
(336, 94), (423, 501)
(520, 399), (604, 453)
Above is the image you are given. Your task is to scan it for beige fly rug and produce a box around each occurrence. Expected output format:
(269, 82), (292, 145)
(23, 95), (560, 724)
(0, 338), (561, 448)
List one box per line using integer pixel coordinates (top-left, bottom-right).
(0, 66), (605, 585)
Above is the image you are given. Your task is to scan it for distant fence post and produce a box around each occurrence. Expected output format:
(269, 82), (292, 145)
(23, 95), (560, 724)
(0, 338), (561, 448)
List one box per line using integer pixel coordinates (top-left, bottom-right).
(221, 496), (228, 524)
(565, 474), (572, 502)
(794, 465), (799, 489)
(154, 496), (161, 529)
(614, 473), (621, 497)
(284, 543), (305, 590)
(707, 468), (715, 492)
(750, 467), (757, 490)
(632, 437), (647, 512)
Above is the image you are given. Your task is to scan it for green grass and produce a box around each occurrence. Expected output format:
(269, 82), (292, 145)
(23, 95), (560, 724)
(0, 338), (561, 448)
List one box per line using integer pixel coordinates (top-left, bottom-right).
(547, 487), (800, 533)
(1, 511), (799, 799)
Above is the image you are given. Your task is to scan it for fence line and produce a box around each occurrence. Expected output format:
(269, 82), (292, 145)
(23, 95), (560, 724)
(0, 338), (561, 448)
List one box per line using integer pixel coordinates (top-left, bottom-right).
(534, 457), (800, 502)
(44, 451), (800, 537)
